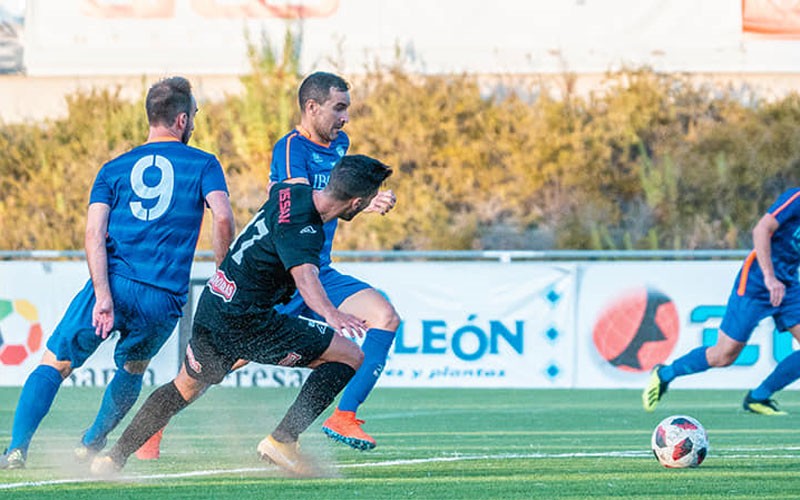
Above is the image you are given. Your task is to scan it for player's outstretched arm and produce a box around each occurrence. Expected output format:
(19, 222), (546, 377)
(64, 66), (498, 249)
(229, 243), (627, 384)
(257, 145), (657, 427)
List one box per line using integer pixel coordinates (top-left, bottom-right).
(85, 202), (114, 339)
(290, 263), (366, 337)
(205, 190), (235, 267)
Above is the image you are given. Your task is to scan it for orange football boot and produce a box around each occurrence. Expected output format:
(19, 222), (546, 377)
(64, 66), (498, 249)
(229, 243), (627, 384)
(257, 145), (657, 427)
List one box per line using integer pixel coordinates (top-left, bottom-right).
(321, 409), (376, 450)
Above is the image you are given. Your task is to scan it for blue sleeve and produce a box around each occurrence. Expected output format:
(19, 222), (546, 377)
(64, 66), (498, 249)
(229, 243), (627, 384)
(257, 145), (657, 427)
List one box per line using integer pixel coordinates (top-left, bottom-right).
(270, 134), (311, 183)
(201, 156), (229, 197)
(268, 141), (283, 183)
(769, 189), (800, 225)
(88, 167), (113, 205)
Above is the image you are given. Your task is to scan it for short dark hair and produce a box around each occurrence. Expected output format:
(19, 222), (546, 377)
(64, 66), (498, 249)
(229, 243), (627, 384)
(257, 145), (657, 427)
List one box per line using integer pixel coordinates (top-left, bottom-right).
(298, 72), (349, 112)
(327, 155), (393, 200)
(145, 76), (193, 127)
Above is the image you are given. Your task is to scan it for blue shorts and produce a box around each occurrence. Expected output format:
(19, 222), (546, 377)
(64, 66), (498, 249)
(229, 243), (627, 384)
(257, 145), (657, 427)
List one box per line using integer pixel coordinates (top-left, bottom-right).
(275, 266), (371, 321)
(719, 282), (800, 342)
(46, 275), (185, 369)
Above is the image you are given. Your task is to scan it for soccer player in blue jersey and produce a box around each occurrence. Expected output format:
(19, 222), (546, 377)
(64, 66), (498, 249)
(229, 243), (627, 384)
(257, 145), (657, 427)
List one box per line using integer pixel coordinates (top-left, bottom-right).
(270, 72), (399, 450)
(0, 76), (235, 470)
(121, 71), (397, 457)
(644, 188), (800, 415)
(90, 155), (392, 477)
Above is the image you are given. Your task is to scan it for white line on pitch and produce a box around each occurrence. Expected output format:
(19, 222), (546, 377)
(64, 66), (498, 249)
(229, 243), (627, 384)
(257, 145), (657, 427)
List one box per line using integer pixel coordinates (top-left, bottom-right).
(0, 449), (796, 490)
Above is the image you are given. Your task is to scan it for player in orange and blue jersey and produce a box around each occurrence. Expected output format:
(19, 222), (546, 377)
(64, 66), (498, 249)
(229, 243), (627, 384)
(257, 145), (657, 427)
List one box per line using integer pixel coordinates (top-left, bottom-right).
(0, 77), (235, 470)
(269, 72), (400, 450)
(644, 187), (800, 415)
(269, 75), (351, 271)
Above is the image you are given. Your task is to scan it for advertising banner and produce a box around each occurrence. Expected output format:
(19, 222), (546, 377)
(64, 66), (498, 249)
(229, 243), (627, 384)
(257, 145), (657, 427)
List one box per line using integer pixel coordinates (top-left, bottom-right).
(2, 259), (796, 390)
(208, 262), (577, 389)
(0, 261), (180, 387)
(576, 261), (798, 389)
(336, 262), (576, 388)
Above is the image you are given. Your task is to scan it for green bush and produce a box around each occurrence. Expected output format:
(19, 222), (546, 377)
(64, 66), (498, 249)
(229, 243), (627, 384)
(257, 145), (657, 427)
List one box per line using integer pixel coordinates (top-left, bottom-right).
(1, 49), (799, 252)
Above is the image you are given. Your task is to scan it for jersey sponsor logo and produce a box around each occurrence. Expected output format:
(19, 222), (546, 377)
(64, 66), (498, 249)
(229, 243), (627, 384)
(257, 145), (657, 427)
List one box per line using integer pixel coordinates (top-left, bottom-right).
(300, 225), (317, 234)
(186, 344), (202, 373)
(277, 351), (302, 367)
(207, 269), (236, 302)
(278, 187), (292, 224)
(312, 173), (329, 190)
(311, 152), (323, 164)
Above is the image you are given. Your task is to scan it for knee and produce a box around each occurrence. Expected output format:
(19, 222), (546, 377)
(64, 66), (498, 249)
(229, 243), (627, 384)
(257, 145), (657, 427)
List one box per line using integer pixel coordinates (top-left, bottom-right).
(706, 348), (737, 368)
(41, 350), (72, 379)
(345, 343), (364, 371)
(370, 303), (401, 332)
(51, 364), (72, 379)
(174, 370), (207, 403)
(318, 335), (364, 371)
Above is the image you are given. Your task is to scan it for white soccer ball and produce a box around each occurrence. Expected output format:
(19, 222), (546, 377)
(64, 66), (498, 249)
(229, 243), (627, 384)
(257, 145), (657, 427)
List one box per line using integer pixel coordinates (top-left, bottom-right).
(651, 415), (709, 468)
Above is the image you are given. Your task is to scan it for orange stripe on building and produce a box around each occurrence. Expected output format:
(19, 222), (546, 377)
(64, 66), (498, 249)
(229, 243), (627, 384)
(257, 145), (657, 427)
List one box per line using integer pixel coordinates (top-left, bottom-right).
(737, 251), (758, 296)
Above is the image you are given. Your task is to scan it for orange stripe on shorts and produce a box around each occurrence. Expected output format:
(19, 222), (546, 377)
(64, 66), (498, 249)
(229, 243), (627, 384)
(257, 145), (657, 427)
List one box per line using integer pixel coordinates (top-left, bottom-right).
(737, 251), (757, 296)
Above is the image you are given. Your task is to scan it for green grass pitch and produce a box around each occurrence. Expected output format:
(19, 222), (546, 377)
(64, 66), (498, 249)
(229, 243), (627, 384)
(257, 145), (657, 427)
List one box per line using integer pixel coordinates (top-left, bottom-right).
(1, 386), (799, 499)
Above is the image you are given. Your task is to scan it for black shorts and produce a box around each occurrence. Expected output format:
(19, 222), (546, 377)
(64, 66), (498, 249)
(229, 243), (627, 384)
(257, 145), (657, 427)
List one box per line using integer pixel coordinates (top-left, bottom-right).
(185, 312), (335, 385)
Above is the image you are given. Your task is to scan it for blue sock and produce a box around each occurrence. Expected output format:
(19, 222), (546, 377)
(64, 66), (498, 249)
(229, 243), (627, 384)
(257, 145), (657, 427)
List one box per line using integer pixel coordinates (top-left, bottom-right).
(659, 347), (710, 383)
(338, 328), (395, 413)
(8, 365), (63, 454)
(751, 350), (800, 401)
(82, 368), (143, 448)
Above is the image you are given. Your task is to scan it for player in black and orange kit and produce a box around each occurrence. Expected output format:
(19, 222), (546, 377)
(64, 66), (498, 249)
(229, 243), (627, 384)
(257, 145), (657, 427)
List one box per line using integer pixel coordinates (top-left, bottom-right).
(91, 155), (392, 477)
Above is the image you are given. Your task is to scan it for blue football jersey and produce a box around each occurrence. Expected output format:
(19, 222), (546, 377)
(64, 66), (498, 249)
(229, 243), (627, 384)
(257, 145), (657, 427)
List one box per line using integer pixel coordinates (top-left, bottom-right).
(269, 128), (349, 266)
(737, 188), (800, 294)
(89, 139), (229, 296)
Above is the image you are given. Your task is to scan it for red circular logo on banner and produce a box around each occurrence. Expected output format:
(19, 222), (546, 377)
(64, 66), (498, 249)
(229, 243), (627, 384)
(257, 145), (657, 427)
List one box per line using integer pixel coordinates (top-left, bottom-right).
(592, 287), (679, 372)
